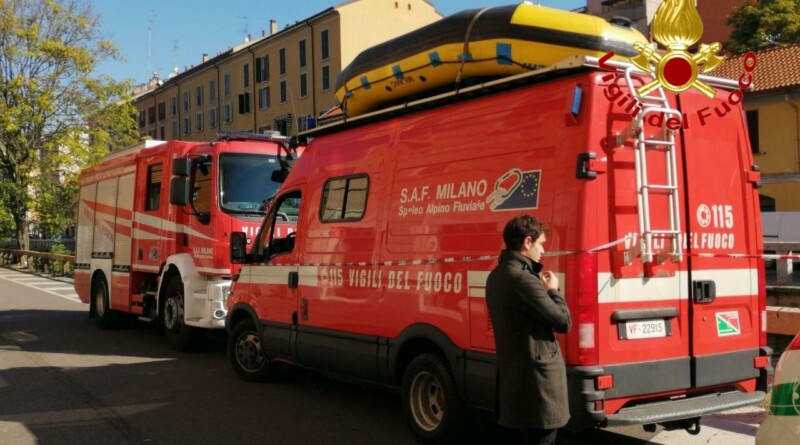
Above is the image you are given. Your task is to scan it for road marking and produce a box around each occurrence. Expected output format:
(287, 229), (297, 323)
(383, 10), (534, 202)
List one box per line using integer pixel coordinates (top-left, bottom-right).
(0, 268), (83, 303)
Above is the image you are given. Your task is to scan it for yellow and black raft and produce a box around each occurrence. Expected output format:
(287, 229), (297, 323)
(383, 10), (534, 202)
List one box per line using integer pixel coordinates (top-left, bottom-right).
(335, 2), (648, 117)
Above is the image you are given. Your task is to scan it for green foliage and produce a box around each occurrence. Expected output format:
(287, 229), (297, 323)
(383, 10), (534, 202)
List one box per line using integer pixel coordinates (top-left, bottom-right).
(725, 0), (800, 54)
(0, 0), (139, 248)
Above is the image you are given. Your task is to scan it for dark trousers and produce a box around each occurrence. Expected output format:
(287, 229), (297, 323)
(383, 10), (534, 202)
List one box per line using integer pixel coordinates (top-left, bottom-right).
(522, 428), (557, 445)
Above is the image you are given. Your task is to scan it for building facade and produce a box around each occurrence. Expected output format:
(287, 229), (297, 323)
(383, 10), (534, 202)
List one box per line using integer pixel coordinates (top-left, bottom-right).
(586, 0), (740, 44)
(133, 0), (441, 141)
(715, 45), (800, 211)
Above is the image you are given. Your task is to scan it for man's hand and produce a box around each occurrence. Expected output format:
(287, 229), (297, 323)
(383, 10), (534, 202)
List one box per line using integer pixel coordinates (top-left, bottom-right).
(541, 271), (559, 291)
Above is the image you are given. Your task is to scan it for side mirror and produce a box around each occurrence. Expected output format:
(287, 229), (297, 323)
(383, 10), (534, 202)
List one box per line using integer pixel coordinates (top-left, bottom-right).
(230, 232), (250, 264)
(170, 177), (191, 205)
(172, 158), (192, 176)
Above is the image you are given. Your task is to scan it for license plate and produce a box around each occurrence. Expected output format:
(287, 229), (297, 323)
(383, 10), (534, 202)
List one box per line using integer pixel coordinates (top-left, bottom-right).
(624, 319), (667, 339)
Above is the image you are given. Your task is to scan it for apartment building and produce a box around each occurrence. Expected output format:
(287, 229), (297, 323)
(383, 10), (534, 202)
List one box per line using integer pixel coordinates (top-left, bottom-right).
(134, 0), (441, 141)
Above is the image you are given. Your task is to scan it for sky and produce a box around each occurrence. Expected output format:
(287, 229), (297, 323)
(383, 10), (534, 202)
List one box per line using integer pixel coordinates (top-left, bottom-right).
(90, 0), (586, 85)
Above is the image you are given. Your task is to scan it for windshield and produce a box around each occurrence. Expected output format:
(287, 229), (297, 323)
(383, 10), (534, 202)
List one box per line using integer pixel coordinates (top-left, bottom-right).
(219, 153), (282, 215)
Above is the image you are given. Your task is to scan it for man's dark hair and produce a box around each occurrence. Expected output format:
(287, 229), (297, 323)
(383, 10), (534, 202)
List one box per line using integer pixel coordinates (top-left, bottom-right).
(503, 215), (549, 251)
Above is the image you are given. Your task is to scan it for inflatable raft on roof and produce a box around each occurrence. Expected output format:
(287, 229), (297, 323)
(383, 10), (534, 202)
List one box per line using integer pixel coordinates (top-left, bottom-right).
(335, 2), (648, 117)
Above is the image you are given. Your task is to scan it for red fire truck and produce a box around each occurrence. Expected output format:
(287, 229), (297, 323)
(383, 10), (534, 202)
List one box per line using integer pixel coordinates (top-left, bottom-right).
(224, 6), (772, 444)
(74, 132), (302, 350)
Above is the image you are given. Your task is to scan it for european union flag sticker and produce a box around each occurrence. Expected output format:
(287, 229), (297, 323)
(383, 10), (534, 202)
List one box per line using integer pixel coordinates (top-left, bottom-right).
(487, 169), (541, 211)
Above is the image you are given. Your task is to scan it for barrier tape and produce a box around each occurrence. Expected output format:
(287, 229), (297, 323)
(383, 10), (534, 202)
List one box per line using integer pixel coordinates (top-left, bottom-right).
(277, 233), (799, 268)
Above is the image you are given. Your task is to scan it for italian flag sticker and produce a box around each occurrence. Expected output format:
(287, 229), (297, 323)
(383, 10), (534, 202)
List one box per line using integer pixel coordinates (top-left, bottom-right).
(716, 311), (741, 336)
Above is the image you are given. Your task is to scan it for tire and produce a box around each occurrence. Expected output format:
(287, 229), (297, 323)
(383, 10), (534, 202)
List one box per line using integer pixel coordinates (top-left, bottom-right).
(228, 318), (283, 382)
(92, 276), (117, 329)
(161, 278), (198, 351)
(401, 353), (468, 445)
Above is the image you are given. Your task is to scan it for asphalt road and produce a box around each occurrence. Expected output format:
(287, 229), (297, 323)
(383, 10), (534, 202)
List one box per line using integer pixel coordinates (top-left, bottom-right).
(0, 268), (764, 445)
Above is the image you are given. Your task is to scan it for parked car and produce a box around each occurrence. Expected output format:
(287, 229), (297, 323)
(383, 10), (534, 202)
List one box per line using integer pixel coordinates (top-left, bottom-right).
(756, 332), (800, 444)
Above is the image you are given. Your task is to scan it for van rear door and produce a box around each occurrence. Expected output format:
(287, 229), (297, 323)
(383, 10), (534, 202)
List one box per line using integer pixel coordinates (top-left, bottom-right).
(677, 91), (762, 389)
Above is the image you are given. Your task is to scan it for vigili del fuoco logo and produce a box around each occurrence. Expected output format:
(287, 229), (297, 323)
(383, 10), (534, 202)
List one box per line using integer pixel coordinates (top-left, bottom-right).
(599, 0), (757, 129)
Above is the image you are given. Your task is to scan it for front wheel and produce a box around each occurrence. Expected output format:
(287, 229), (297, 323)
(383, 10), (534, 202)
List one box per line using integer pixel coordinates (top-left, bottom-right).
(228, 318), (283, 382)
(92, 276), (117, 329)
(161, 278), (198, 351)
(401, 353), (468, 445)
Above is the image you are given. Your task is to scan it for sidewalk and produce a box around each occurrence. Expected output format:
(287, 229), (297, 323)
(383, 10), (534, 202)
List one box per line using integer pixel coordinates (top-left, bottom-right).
(648, 406), (766, 445)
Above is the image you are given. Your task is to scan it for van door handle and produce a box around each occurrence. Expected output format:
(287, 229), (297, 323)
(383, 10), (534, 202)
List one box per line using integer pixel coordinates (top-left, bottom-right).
(693, 280), (716, 304)
(288, 271), (299, 289)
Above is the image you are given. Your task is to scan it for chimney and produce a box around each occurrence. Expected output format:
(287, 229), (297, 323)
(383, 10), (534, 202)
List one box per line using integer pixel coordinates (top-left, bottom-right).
(270, 19), (278, 35)
(245, 34), (251, 43)
(202, 53), (209, 63)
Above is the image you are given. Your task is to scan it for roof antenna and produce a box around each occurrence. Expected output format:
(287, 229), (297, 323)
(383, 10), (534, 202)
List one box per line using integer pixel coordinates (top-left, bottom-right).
(147, 13), (155, 79)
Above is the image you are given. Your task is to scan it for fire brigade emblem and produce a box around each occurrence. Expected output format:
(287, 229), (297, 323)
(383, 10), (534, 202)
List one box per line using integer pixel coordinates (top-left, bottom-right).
(629, 0), (725, 98)
(486, 168), (541, 211)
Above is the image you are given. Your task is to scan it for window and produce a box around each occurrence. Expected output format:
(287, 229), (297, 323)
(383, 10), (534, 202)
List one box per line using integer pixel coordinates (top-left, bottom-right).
(172, 121), (179, 138)
(321, 65), (331, 91)
(193, 157), (212, 215)
(195, 85), (204, 107)
(159, 126), (165, 140)
(746, 109), (760, 154)
(297, 114), (314, 132)
(223, 102), (232, 123)
(224, 73), (231, 97)
(299, 39), (307, 68)
(183, 91), (190, 111)
(196, 112), (204, 131)
(145, 164), (162, 211)
(258, 86), (270, 109)
(299, 73), (308, 97)
(243, 63), (250, 88)
(148, 106), (156, 125)
(138, 110), (146, 128)
(274, 114), (292, 135)
(209, 108), (217, 128)
(158, 102), (166, 121)
(183, 116), (190, 135)
(280, 80), (287, 103)
(171, 96), (178, 115)
(320, 175), (368, 222)
(210, 80), (217, 102)
(279, 48), (286, 75)
(255, 191), (302, 260)
(321, 29), (329, 60)
(238, 93), (251, 114)
(256, 55), (269, 83)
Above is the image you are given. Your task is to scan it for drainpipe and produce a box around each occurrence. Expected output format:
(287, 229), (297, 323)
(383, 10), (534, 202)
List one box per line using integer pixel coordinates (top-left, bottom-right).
(213, 59), (221, 134)
(305, 20), (317, 123)
(788, 92), (800, 172)
(247, 45), (256, 132)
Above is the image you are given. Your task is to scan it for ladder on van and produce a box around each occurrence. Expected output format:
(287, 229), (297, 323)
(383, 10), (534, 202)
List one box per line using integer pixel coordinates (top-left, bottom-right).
(581, 56), (686, 263)
(621, 68), (684, 263)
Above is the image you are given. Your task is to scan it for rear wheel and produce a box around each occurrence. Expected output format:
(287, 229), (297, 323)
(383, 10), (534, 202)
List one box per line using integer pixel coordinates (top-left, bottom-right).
(161, 278), (198, 351)
(401, 353), (468, 445)
(92, 276), (117, 329)
(228, 318), (283, 382)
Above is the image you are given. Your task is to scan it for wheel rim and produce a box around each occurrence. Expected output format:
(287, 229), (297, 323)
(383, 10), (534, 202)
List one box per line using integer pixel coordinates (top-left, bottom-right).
(163, 296), (182, 330)
(409, 370), (445, 432)
(94, 283), (106, 318)
(235, 332), (265, 372)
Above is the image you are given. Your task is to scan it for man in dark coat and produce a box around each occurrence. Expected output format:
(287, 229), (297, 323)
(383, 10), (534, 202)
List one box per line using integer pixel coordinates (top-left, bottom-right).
(485, 215), (572, 445)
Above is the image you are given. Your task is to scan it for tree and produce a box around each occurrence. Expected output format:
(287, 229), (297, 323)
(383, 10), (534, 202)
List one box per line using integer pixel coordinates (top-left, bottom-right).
(0, 0), (139, 251)
(725, 0), (800, 54)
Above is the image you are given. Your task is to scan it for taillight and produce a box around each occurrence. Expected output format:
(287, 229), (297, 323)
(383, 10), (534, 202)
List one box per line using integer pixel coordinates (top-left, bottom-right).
(756, 257), (767, 347)
(566, 252), (599, 366)
(786, 333), (800, 351)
